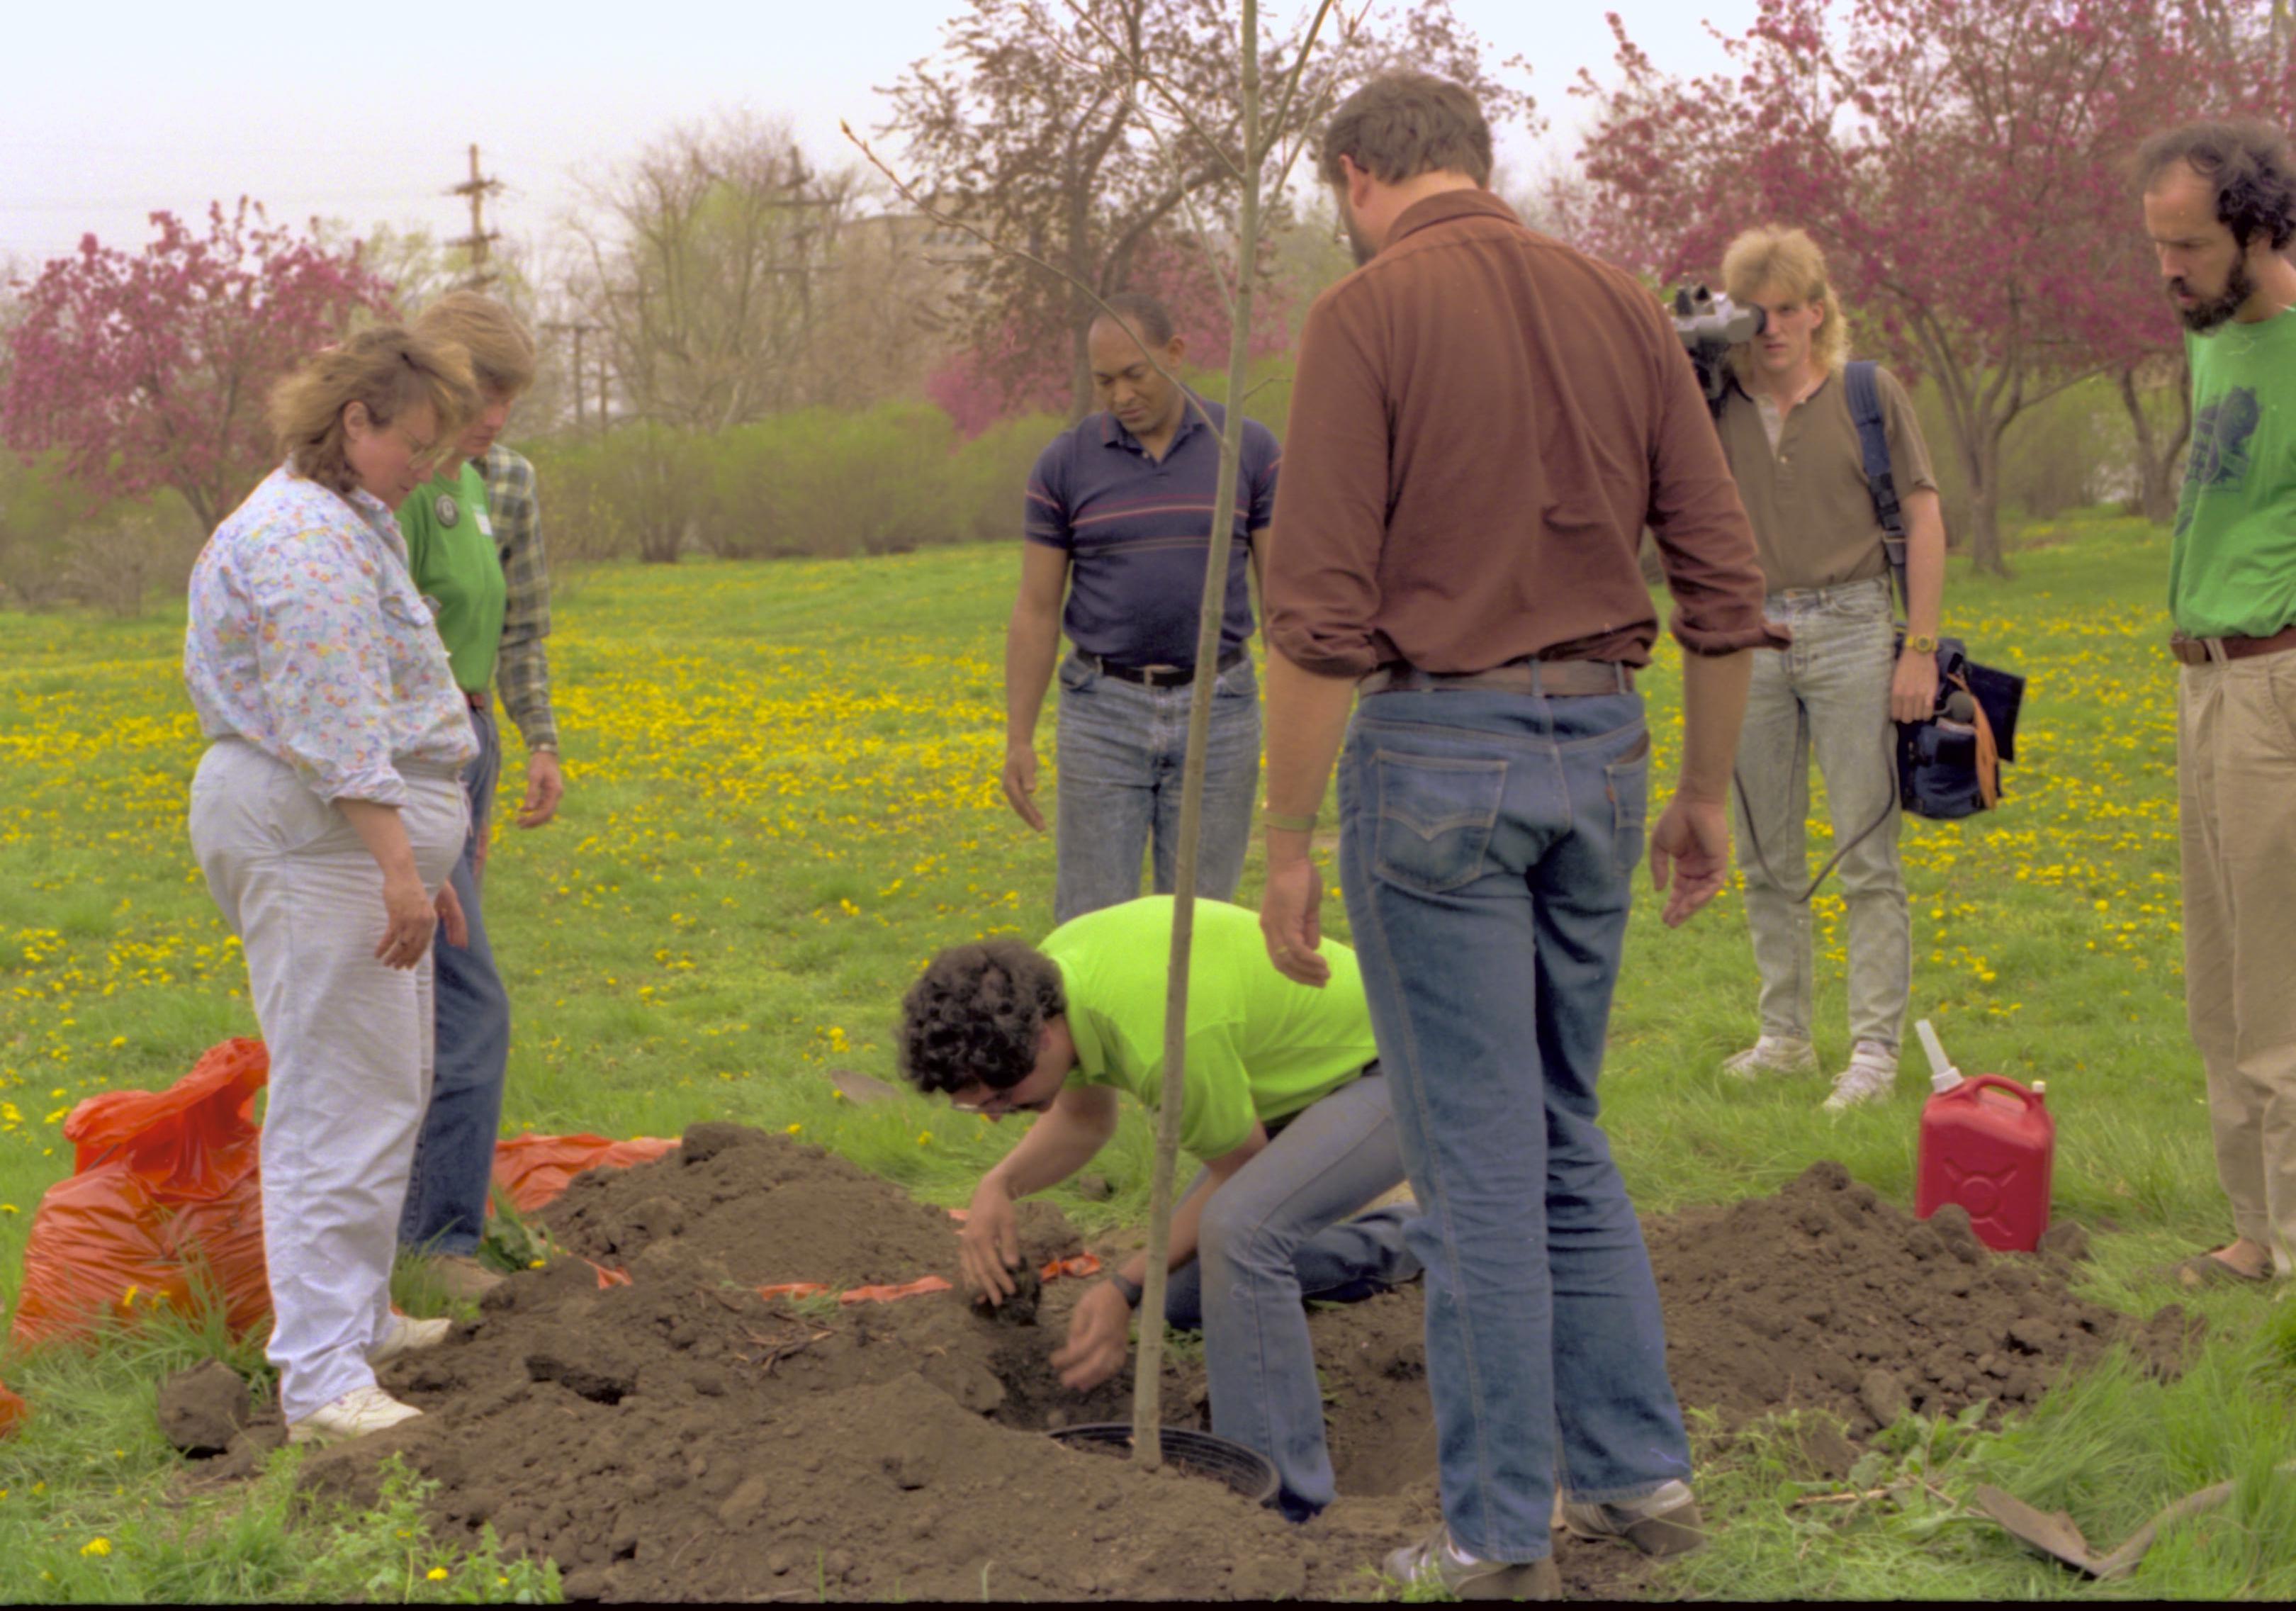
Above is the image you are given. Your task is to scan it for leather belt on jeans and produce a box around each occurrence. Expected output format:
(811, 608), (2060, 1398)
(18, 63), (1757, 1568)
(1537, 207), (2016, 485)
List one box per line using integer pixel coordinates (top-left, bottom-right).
(1358, 658), (1635, 697)
(2169, 625), (2296, 666)
(1076, 647), (1247, 688)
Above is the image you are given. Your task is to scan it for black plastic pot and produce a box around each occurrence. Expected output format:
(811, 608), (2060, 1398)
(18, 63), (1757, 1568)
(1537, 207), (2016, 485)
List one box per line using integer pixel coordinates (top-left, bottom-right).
(1047, 1423), (1281, 1506)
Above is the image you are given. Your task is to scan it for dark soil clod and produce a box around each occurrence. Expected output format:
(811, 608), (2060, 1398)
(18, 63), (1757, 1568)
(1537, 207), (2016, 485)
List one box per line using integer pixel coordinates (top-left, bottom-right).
(156, 1359), (254, 1457)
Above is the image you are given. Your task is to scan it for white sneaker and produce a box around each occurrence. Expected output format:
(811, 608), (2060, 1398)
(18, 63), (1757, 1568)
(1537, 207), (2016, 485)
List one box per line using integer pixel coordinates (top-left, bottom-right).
(287, 1384), (422, 1445)
(369, 1313), (451, 1366)
(1721, 1035), (1818, 1080)
(1822, 1042), (1899, 1111)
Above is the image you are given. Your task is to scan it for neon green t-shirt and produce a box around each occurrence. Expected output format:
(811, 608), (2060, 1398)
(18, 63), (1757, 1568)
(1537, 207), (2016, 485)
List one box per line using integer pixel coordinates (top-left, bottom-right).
(2171, 308), (2296, 639)
(398, 460), (506, 692)
(1040, 896), (1380, 1160)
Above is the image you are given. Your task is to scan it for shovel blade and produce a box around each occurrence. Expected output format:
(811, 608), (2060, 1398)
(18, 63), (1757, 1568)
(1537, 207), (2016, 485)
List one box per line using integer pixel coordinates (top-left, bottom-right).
(1973, 1484), (2105, 1577)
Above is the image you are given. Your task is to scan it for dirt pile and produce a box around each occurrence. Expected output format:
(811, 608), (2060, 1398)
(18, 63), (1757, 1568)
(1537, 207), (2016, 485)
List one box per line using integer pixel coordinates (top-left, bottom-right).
(1648, 1160), (2196, 1438)
(291, 1137), (2196, 1602)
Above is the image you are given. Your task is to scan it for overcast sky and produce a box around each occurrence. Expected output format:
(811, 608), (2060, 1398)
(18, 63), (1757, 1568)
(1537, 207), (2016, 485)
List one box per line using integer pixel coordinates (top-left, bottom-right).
(1, 0), (1756, 269)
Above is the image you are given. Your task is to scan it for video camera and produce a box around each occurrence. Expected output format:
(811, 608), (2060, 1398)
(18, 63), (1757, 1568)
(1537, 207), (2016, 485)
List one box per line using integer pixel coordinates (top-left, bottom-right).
(1670, 285), (1765, 413)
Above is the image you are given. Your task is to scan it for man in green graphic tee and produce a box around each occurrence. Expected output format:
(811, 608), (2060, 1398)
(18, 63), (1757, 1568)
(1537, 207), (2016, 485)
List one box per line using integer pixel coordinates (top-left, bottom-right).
(895, 897), (1419, 1522)
(2139, 120), (2296, 1291)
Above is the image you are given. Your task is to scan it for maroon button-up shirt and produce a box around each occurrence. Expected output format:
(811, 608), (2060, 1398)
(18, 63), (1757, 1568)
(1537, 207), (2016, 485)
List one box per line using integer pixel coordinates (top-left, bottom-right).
(1266, 189), (1787, 678)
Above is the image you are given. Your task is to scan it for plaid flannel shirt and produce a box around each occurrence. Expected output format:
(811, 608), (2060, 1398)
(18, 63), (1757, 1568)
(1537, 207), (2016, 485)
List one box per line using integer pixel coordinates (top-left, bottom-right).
(483, 443), (559, 753)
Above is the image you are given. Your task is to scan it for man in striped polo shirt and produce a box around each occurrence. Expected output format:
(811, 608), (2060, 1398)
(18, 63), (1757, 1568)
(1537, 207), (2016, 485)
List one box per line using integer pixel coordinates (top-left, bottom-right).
(1001, 291), (1282, 923)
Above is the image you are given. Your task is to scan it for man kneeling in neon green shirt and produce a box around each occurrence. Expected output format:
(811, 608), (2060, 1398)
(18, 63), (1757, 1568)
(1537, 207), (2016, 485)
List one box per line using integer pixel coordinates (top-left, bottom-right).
(896, 895), (1419, 1522)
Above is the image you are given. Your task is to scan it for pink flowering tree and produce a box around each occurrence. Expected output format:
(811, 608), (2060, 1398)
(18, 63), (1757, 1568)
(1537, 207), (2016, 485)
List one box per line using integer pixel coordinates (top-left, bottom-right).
(1569, 0), (2280, 571)
(1, 201), (394, 532)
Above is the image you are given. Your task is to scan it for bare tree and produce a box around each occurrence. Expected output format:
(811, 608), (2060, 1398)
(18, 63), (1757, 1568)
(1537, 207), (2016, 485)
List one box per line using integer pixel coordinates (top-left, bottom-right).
(570, 113), (857, 432)
(885, 0), (1532, 417)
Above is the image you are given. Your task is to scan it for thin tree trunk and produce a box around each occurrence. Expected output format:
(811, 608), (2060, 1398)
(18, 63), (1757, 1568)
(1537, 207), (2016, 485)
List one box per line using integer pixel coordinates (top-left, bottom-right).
(2117, 356), (2191, 526)
(1962, 415), (2010, 576)
(1131, 0), (1260, 1469)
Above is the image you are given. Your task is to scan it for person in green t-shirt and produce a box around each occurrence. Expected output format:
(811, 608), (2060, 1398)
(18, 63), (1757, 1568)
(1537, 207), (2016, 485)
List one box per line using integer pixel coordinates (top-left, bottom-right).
(896, 896), (1419, 1521)
(2139, 120), (2296, 1292)
(392, 293), (561, 1303)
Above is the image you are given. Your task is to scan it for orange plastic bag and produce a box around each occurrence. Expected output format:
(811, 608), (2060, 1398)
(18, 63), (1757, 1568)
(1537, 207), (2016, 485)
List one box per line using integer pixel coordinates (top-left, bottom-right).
(11, 1038), (272, 1348)
(490, 1133), (680, 1216)
(0, 1382), (26, 1437)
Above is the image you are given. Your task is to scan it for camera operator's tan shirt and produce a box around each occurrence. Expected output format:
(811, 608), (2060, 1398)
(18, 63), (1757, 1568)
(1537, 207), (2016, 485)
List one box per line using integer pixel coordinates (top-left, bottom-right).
(1716, 366), (1937, 595)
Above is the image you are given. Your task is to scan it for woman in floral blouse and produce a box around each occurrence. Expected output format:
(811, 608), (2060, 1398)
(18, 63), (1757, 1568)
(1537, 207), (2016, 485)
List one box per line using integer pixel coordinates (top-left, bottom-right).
(185, 327), (480, 1447)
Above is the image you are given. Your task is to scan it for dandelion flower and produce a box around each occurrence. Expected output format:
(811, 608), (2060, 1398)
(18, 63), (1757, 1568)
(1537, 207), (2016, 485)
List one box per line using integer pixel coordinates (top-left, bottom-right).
(427, 1566), (449, 1581)
(80, 1538), (111, 1557)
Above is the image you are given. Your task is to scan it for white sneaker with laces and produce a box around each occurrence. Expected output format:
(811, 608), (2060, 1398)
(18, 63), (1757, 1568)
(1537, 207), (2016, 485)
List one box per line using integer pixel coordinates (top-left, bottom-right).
(1721, 1035), (1818, 1081)
(287, 1384), (422, 1445)
(370, 1313), (451, 1366)
(1823, 1042), (1899, 1111)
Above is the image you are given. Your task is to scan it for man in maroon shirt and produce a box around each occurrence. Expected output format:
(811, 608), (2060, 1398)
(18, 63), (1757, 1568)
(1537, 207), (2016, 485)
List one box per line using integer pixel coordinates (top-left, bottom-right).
(1256, 72), (1785, 1598)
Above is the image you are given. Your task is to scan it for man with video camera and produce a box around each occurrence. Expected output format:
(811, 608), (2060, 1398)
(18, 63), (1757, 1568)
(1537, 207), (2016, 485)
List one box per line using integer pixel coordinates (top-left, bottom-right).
(1704, 228), (1948, 1111)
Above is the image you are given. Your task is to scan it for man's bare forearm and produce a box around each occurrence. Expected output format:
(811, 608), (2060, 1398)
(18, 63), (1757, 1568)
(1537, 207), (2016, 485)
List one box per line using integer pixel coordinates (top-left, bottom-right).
(1260, 649), (1357, 851)
(982, 1098), (1114, 1199)
(1676, 650), (1754, 803)
(1903, 490), (1945, 641)
(1004, 605), (1062, 746)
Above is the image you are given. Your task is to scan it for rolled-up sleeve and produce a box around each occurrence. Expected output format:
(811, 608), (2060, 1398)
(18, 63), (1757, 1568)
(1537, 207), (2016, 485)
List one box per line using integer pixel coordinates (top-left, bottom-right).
(243, 532), (407, 806)
(1645, 329), (1792, 656)
(1266, 295), (1391, 678)
(489, 449), (558, 753)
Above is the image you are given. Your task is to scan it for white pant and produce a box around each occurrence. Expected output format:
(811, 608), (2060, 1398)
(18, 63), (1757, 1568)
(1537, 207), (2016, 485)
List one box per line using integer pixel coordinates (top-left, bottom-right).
(189, 740), (466, 1420)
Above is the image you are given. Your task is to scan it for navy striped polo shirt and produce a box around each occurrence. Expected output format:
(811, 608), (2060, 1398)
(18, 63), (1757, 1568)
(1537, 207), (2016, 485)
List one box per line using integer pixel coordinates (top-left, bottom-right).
(1024, 397), (1281, 669)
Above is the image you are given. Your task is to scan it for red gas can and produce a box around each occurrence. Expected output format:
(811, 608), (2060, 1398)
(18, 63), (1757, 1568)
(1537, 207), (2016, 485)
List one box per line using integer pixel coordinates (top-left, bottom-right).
(1915, 1075), (2054, 1252)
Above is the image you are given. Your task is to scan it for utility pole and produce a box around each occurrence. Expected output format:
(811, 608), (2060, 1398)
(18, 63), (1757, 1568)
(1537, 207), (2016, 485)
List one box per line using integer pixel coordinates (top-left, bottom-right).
(542, 320), (600, 430)
(448, 143), (503, 288)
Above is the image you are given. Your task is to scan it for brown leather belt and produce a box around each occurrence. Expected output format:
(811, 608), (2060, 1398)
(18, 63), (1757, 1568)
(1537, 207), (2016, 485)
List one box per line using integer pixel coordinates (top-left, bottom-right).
(2169, 625), (2296, 666)
(1359, 659), (1635, 697)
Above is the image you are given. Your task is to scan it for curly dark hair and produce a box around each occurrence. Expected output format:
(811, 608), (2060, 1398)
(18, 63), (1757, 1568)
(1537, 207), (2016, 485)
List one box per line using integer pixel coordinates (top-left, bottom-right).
(2139, 120), (2296, 252)
(896, 940), (1066, 1096)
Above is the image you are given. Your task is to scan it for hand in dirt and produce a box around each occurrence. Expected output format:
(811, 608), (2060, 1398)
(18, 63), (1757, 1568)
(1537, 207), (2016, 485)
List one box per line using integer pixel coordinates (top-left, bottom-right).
(1051, 1279), (1132, 1391)
(1259, 853), (1330, 987)
(960, 1180), (1023, 1303)
(1001, 741), (1046, 833)
(1648, 793), (1731, 929)
(437, 880), (470, 949)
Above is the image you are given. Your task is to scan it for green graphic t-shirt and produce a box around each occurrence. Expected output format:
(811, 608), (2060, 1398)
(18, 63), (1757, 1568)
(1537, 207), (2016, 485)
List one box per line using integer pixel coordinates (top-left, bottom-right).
(2171, 308), (2296, 639)
(397, 460), (507, 692)
(1040, 897), (1378, 1160)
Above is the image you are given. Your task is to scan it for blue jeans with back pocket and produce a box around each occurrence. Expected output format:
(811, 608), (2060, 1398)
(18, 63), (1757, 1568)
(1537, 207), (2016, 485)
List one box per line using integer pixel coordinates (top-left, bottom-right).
(1334, 685), (1692, 1562)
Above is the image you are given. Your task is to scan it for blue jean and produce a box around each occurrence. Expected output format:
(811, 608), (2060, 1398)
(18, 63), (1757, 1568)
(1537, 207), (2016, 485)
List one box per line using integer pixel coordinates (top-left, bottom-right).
(1052, 652), (1259, 924)
(399, 699), (512, 1258)
(1731, 578), (1910, 1051)
(1336, 685), (1692, 1562)
(1156, 1070), (1421, 1520)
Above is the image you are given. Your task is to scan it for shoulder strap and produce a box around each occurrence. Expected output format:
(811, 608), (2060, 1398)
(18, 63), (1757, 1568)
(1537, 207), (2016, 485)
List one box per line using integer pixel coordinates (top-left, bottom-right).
(1844, 360), (1908, 613)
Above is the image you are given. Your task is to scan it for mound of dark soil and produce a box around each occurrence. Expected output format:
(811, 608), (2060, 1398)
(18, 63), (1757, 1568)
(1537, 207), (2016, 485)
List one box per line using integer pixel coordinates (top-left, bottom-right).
(291, 1134), (2195, 1602)
(1648, 1161), (2197, 1437)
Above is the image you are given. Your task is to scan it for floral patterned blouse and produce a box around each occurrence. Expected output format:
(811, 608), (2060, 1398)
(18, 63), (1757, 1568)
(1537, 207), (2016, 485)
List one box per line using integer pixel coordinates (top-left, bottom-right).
(185, 466), (476, 807)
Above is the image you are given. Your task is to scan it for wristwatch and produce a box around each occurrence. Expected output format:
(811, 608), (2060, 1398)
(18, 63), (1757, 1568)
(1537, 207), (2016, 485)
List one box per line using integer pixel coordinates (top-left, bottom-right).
(1109, 1272), (1144, 1309)
(1905, 634), (1939, 656)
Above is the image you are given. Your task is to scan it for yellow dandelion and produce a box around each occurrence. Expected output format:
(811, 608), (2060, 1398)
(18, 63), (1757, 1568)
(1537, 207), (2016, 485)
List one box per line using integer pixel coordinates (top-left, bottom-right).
(427, 1566), (449, 1582)
(785, 1122), (803, 1135)
(80, 1538), (111, 1557)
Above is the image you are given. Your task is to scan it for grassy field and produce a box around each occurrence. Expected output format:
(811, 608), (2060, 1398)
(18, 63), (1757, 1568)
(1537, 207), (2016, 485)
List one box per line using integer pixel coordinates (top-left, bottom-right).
(1, 510), (2292, 1599)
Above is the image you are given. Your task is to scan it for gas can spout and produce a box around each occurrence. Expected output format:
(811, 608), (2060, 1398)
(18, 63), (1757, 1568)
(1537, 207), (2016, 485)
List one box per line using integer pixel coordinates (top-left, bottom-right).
(1915, 1019), (1962, 1094)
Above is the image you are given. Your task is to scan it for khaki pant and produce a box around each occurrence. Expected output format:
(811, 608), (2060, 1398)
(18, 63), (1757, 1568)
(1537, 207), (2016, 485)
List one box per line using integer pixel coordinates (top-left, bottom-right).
(2179, 653), (2296, 1275)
